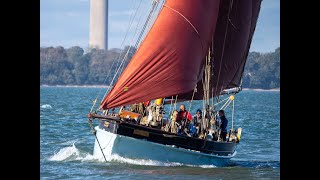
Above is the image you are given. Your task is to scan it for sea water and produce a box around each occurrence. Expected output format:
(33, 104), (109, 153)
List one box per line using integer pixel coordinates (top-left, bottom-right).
(40, 87), (280, 179)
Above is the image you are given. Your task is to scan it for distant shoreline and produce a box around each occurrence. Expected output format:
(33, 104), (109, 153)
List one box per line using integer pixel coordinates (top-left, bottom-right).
(242, 88), (280, 91)
(40, 85), (279, 91)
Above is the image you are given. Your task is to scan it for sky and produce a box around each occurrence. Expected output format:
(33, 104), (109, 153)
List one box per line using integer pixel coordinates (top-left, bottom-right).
(40, 0), (280, 53)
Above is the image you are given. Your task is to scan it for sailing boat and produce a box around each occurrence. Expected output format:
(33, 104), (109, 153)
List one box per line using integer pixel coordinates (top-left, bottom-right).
(87, 0), (262, 166)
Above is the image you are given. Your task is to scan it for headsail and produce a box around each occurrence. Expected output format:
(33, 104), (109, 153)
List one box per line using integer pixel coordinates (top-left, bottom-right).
(101, 0), (221, 109)
(100, 0), (262, 109)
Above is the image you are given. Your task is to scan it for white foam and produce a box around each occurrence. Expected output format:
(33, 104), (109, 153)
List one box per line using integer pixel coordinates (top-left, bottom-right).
(41, 104), (52, 109)
(48, 143), (101, 162)
(197, 165), (216, 168)
(49, 143), (216, 168)
(91, 153), (216, 168)
(49, 143), (79, 161)
(107, 154), (183, 166)
(80, 153), (99, 162)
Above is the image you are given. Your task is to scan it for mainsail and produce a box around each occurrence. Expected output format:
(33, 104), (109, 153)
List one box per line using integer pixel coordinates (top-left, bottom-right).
(180, 0), (262, 100)
(100, 0), (261, 109)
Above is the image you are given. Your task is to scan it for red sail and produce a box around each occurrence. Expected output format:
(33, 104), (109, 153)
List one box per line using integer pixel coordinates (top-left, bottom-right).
(180, 0), (262, 99)
(101, 0), (221, 109)
(211, 0), (262, 95)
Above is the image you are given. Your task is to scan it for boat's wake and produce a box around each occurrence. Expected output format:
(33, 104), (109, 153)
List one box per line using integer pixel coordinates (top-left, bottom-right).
(48, 144), (279, 169)
(48, 143), (216, 168)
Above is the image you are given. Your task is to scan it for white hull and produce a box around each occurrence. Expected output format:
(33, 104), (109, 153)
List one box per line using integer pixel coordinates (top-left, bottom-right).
(93, 126), (236, 166)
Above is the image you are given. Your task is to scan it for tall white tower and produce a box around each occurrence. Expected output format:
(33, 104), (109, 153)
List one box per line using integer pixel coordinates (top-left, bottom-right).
(89, 0), (108, 50)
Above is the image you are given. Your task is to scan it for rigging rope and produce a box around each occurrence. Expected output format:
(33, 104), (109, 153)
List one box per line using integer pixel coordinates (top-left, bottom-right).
(107, 0), (143, 83)
(213, 96), (229, 107)
(100, 0), (151, 104)
(135, 0), (159, 48)
(231, 96), (235, 131)
(89, 98), (98, 113)
(214, 0), (234, 95)
(173, 95), (178, 110)
(143, 0), (163, 36)
(207, 49), (211, 104)
(118, 0), (158, 75)
(202, 48), (212, 122)
(168, 96), (174, 118)
(188, 85), (197, 113)
(88, 119), (107, 163)
(213, 95), (235, 119)
(220, 98), (232, 110)
(211, 35), (215, 107)
(95, 0), (164, 111)
(91, 0), (142, 110)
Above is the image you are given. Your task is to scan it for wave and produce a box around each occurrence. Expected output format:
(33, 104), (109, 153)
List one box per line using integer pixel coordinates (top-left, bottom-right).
(41, 104), (52, 109)
(49, 143), (80, 161)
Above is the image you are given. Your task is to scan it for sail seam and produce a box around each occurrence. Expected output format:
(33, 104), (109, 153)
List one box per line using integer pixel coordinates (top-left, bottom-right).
(163, 5), (200, 36)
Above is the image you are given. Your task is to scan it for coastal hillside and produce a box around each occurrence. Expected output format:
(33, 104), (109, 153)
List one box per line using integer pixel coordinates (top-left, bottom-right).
(242, 47), (280, 89)
(40, 46), (280, 89)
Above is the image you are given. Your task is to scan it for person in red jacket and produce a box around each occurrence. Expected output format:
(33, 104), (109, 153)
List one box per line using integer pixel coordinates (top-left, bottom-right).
(177, 104), (192, 133)
(177, 104), (192, 121)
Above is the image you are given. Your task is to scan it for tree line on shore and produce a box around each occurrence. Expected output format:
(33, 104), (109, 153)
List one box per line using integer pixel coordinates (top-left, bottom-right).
(40, 46), (280, 89)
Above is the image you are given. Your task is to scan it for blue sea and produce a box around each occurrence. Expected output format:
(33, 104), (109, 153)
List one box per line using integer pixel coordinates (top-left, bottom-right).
(40, 87), (280, 179)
